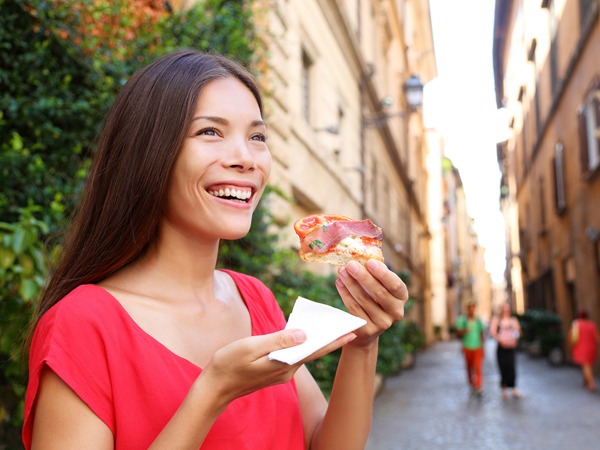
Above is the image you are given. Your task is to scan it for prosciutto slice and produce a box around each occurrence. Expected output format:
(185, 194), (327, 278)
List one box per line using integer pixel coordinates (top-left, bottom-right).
(299, 220), (382, 254)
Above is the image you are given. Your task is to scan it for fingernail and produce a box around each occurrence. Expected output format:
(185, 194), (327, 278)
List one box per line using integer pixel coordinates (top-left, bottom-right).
(367, 259), (380, 271)
(348, 334), (357, 342)
(292, 330), (306, 344)
(335, 278), (344, 288)
(347, 261), (359, 273)
(339, 267), (349, 277)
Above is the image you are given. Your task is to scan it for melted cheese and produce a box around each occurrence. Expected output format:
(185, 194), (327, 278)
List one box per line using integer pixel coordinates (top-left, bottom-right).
(335, 237), (365, 252)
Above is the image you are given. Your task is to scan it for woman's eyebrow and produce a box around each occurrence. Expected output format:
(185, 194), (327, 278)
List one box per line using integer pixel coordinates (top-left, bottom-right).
(191, 116), (266, 129)
(251, 120), (267, 129)
(192, 115), (229, 125)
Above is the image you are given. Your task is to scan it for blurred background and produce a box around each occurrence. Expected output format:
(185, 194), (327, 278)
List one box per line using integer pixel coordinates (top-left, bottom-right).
(1, 0), (599, 448)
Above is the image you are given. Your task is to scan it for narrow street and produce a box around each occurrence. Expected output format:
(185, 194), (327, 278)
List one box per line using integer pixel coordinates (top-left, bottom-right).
(366, 340), (600, 450)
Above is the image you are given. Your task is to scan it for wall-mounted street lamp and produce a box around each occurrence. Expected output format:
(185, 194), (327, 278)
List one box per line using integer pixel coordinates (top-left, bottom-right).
(404, 75), (425, 109)
(365, 75), (424, 127)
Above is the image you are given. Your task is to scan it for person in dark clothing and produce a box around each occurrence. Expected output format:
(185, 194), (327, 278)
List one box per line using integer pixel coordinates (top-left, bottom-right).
(489, 303), (523, 399)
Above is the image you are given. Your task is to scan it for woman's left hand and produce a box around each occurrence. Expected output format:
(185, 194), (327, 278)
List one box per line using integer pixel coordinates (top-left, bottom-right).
(335, 259), (409, 348)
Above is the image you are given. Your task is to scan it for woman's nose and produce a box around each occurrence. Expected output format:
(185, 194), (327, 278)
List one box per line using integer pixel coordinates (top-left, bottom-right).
(226, 138), (256, 171)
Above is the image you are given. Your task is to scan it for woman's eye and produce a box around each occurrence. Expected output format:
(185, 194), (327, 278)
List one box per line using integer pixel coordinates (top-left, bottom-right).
(197, 127), (219, 136)
(251, 133), (267, 142)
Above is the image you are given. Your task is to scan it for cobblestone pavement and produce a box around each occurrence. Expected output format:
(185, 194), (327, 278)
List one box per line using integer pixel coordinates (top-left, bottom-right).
(365, 339), (600, 450)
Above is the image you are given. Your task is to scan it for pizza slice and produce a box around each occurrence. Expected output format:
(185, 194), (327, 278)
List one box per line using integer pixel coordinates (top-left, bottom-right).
(293, 214), (384, 266)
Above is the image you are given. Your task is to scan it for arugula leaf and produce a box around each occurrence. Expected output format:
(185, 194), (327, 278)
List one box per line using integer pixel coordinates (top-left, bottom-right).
(310, 239), (324, 249)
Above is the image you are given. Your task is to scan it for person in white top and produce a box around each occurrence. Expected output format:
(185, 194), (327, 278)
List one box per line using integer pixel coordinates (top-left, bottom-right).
(489, 303), (523, 399)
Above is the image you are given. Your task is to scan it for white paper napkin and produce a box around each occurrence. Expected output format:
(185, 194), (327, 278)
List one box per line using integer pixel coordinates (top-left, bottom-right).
(268, 296), (367, 365)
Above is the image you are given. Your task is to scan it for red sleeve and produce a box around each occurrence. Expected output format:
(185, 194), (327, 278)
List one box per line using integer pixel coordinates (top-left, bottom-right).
(23, 286), (115, 449)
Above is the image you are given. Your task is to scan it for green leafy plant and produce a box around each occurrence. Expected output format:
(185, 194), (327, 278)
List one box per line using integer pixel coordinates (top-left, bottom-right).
(516, 309), (564, 356)
(0, 205), (52, 444)
(1, 0), (260, 446)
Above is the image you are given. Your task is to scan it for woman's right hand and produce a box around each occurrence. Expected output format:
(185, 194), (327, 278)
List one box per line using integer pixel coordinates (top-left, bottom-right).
(196, 329), (356, 410)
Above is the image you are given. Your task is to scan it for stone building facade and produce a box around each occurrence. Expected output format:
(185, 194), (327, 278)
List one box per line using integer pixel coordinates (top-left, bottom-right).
(439, 157), (492, 332)
(494, 0), (600, 355)
(426, 129), (448, 340)
(257, 0), (438, 337)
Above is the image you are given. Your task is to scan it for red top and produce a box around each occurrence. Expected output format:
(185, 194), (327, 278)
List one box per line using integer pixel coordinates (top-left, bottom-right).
(23, 270), (305, 450)
(572, 319), (599, 366)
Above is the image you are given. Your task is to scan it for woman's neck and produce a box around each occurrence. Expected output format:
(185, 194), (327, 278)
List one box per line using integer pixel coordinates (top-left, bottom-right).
(106, 220), (222, 304)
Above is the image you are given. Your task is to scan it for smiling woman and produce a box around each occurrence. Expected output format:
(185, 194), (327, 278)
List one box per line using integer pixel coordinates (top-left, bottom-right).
(22, 50), (408, 450)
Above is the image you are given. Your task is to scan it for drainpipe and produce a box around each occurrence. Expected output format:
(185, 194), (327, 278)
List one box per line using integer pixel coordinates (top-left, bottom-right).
(359, 65), (374, 220)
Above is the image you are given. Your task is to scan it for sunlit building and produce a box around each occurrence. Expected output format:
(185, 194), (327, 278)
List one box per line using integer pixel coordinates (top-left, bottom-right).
(426, 129), (449, 340)
(442, 157), (492, 330)
(494, 0), (600, 360)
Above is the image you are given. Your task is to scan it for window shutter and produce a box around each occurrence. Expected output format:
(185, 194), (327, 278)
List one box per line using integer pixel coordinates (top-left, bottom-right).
(554, 143), (566, 214)
(578, 106), (590, 175)
(552, 157), (558, 210)
(593, 87), (600, 152)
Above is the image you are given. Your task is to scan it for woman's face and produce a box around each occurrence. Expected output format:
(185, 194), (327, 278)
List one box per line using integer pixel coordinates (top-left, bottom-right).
(502, 303), (511, 316)
(164, 76), (271, 241)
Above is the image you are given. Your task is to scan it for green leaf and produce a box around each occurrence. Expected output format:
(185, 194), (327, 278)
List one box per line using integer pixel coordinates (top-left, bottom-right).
(310, 239), (324, 249)
(19, 278), (39, 302)
(11, 228), (26, 254)
(31, 247), (46, 271)
(0, 247), (16, 269)
(18, 254), (35, 273)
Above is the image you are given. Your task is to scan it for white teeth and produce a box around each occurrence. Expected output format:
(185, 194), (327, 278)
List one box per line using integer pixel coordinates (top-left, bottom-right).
(208, 188), (252, 201)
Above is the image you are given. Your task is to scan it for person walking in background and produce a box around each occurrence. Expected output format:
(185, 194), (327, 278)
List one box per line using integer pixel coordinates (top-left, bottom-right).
(568, 308), (600, 392)
(490, 303), (523, 400)
(456, 302), (485, 395)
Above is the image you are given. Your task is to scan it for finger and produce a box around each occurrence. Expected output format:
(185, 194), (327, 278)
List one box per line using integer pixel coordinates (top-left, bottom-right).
(343, 261), (407, 316)
(250, 329), (307, 357)
(298, 333), (357, 365)
(337, 274), (395, 328)
(335, 277), (370, 320)
(365, 259), (409, 300)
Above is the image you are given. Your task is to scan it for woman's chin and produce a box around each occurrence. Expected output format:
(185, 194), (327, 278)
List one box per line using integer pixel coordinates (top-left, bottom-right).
(218, 226), (251, 241)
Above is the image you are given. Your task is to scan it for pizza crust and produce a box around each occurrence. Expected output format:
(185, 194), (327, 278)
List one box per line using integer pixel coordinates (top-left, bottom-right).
(300, 241), (384, 266)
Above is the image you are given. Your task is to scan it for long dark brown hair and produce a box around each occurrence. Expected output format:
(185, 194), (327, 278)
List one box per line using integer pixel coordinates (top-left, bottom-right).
(27, 50), (263, 346)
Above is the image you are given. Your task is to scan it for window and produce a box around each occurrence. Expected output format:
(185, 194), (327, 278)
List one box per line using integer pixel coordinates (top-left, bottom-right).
(528, 38), (542, 137)
(301, 49), (312, 123)
(521, 109), (528, 175)
(578, 79), (600, 176)
(553, 143), (567, 214)
(548, 0), (559, 96)
(580, 0), (597, 28)
(539, 177), (547, 234)
(382, 176), (390, 228)
(371, 155), (378, 213)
